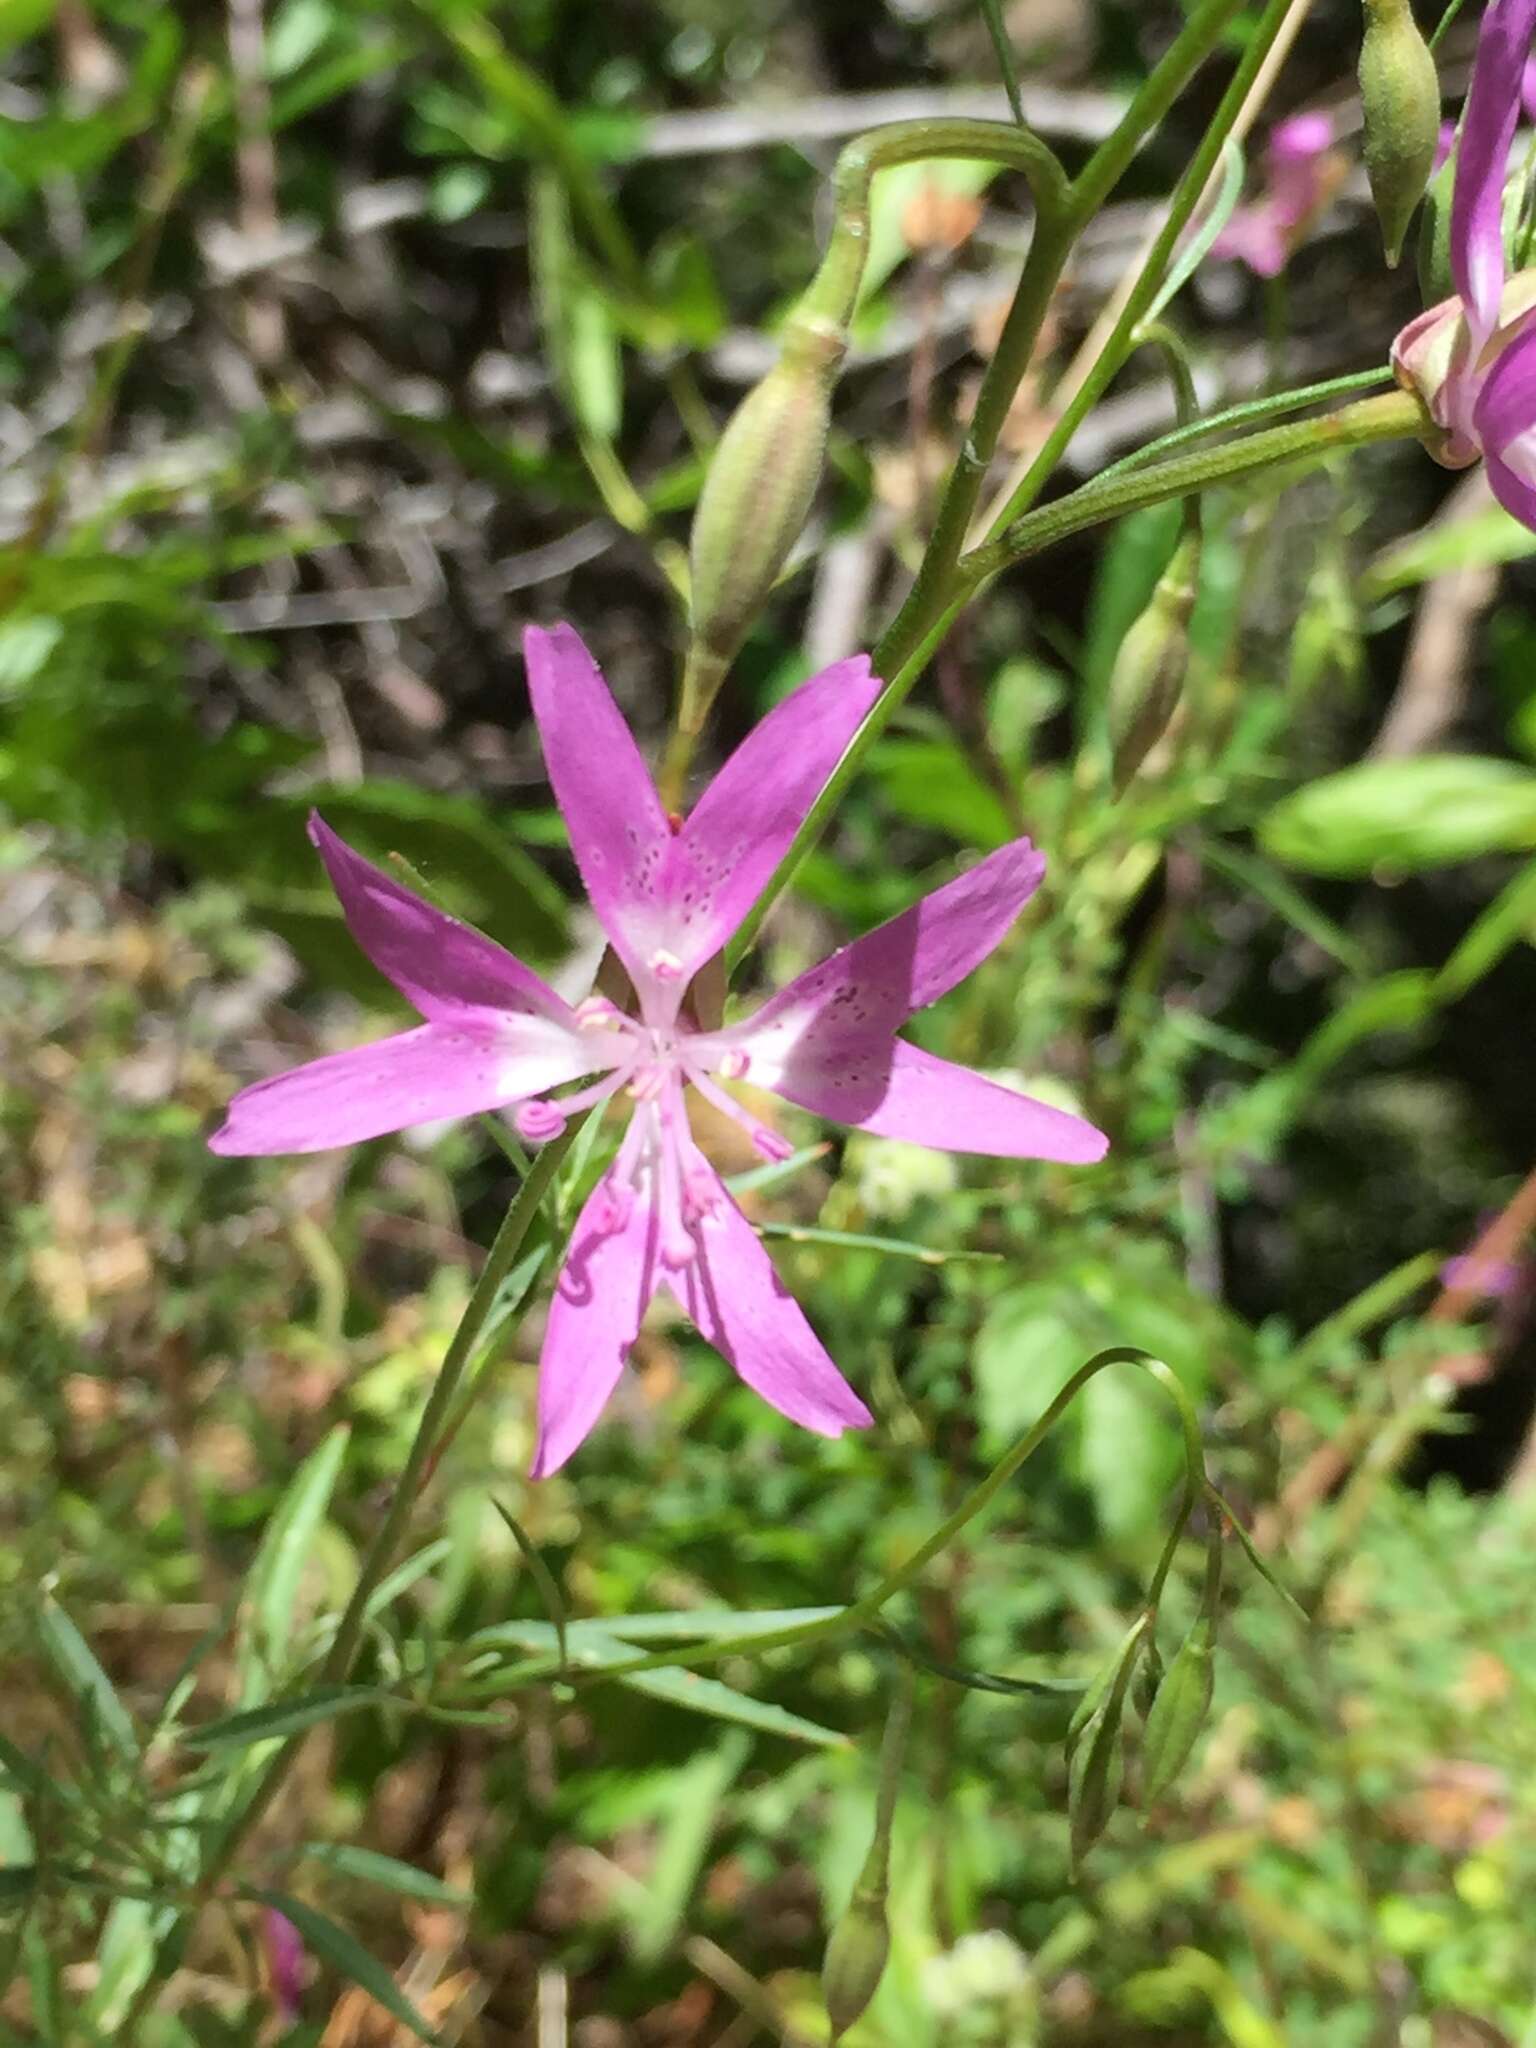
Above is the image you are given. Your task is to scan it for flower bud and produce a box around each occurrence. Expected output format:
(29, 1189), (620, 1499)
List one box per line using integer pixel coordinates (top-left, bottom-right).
(683, 313), (846, 733)
(822, 1885), (891, 2041)
(1140, 1616), (1215, 1803)
(1107, 527), (1200, 794)
(1358, 0), (1441, 267)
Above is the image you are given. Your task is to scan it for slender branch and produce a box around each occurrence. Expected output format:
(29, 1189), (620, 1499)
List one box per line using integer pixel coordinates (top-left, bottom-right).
(982, 0), (1309, 542)
(576, 1348), (1207, 1686)
(962, 391), (1423, 583)
(726, 391), (1423, 965)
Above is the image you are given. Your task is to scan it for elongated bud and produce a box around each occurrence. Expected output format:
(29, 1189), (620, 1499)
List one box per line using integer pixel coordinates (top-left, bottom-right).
(684, 313), (845, 734)
(1358, 0), (1440, 267)
(1140, 1618), (1215, 1802)
(1141, 1537), (1222, 1805)
(823, 1670), (912, 2040)
(1132, 1638), (1166, 1721)
(822, 1888), (891, 2042)
(1107, 527), (1200, 795)
(1065, 1616), (1146, 1871)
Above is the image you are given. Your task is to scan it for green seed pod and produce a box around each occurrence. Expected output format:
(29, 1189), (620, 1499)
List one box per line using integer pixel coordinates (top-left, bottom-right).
(1359, 0), (1441, 268)
(1106, 527), (1200, 795)
(1064, 1616), (1146, 1870)
(1140, 1616), (1215, 1803)
(1067, 1694), (1126, 1868)
(822, 1886), (891, 2042)
(683, 313), (846, 733)
(1132, 1637), (1166, 1721)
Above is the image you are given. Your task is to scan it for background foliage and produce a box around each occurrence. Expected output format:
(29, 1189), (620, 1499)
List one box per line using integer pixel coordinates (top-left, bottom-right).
(4, 0), (1536, 2043)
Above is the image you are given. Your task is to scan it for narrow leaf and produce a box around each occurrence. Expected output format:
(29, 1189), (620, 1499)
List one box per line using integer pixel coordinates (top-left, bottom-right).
(242, 1425), (350, 1698)
(37, 1600), (138, 1762)
(245, 1887), (441, 2045)
(298, 1842), (468, 1906)
(470, 1621), (847, 1745)
(186, 1686), (387, 1750)
(491, 1500), (568, 1674)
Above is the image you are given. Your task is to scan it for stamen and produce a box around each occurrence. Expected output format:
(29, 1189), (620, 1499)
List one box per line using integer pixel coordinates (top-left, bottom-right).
(628, 1066), (666, 1103)
(655, 1083), (699, 1268)
(514, 1069), (631, 1147)
(649, 948), (685, 982)
(685, 1066), (795, 1162)
(716, 1048), (750, 1080)
(575, 994), (624, 1031)
(515, 1099), (567, 1142)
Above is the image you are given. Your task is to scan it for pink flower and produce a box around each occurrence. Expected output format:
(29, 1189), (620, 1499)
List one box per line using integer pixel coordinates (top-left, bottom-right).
(1392, 0), (1536, 524)
(261, 1908), (305, 2022)
(211, 626), (1106, 1474)
(1212, 111), (1337, 278)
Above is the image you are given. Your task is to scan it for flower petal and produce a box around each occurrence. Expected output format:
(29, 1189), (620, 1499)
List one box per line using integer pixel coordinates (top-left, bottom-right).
(523, 623), (678, 1007)
(665, 656), (882, 970)
(211, 1019), (594, 1155)
(670, 1149), (872, 1438)
(1452, 0), (1536, 350)
(721, 838), (1047, 1073)
(532, 1171), (664, 1478)
(1473, 312), (1536, 534)
(309, 814), (573, 1025)
(760, 1037), (1107, 1164)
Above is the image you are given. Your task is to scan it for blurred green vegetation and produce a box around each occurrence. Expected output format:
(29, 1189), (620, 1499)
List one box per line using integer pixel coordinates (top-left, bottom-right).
(4, 1), (1536, 2044)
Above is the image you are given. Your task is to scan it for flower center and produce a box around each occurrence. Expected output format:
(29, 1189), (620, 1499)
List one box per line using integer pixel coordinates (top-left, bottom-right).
(507, 1000), (794, 1261)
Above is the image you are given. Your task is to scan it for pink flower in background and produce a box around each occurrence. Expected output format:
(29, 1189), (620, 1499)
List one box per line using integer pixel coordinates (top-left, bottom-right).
(261, 1908), (305, 2023)
(211, 626), (1106, 1474)
(1393, 0), (1536, 526)
(1212, 111), (1338, 278)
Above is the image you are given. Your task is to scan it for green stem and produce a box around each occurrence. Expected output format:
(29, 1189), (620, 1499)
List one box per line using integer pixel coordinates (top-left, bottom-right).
(963, 391), (1422, 583)
(1070, 0), (1249, 220)
(801, 117), (1070, 336)
(578, 1348), (1205, 1686)
(984, 0), (1306, 542)
(122, 1125), (581, 2043)
(872, 0), (1252, 687)
(727, 391), (1421, 966)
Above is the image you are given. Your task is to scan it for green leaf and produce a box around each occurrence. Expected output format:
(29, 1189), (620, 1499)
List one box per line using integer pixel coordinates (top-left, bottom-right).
(241, 1425), (350, 1701)
(572, 1607), (842, 1643)
(858, 159), (997, 303)
(245, 1888), (442, 2045)
(36, 1600), (138, 1763)
(0, 1735), (61, 1806)
(0, 618), (62, 694)
(1260, 756), (1536, 875)
(186, 1686), (388, 1750)
(0, 1866), (36, 1902)
(756, 1221), (1001, 1266)
(491, 1500), (568, 1674)
(0, 0), (60, 63)
(1362, 498), (1536, 598)
(629, 1734), (750, 1962)
(298, 1843), (468, 1905)
(1143, 138), (1245, 325)
(1434, 852), (1536, 999)
(471, 1621), (848, 1745)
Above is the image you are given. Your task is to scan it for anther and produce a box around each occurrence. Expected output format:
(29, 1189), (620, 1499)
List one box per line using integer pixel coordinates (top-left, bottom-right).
(515, 1099), (568, 1142)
